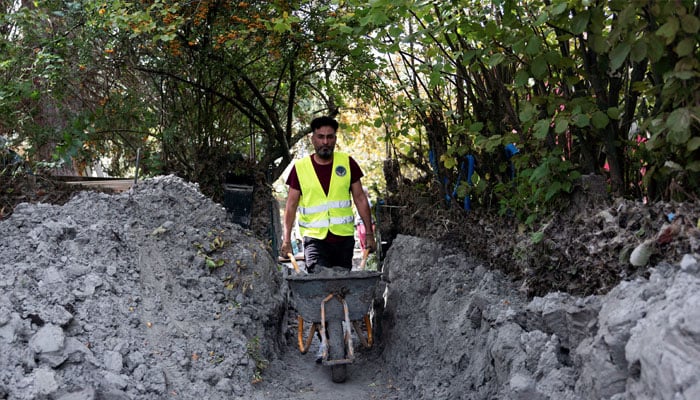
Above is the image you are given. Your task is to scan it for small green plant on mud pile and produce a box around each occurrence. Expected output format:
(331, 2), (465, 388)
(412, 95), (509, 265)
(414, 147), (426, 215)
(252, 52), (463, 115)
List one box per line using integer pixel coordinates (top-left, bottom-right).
(192, 229), (230, 269)
(246, 336), (268, 384)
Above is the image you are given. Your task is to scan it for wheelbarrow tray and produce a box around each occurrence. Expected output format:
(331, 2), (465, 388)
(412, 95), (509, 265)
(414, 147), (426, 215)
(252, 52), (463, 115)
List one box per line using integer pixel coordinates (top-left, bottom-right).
(286, 271), (382, 322)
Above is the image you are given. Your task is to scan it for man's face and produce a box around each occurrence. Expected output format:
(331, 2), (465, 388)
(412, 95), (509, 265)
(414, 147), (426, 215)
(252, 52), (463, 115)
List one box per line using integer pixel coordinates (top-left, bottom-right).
(311, 126), (337, 160)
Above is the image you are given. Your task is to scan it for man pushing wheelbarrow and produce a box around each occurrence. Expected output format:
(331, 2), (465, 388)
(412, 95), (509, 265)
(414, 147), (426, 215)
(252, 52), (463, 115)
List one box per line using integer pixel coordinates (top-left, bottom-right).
(280, 115), (376, 271)
(280, 116), (380, 383)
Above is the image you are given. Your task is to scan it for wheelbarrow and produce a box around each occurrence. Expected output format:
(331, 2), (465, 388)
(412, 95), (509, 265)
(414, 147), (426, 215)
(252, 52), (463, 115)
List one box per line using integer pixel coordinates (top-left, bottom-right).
(284, 257), (381, 383)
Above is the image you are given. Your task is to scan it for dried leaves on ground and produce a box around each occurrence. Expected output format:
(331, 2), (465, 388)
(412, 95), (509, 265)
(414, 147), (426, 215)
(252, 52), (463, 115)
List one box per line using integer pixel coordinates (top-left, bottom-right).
(381, 181), (700, 297)
(1, 171), (107, 220)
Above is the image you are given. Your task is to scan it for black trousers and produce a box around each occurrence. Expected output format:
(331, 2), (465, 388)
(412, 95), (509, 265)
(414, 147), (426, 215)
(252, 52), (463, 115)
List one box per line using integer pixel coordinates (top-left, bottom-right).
(303, 236), (355, 272)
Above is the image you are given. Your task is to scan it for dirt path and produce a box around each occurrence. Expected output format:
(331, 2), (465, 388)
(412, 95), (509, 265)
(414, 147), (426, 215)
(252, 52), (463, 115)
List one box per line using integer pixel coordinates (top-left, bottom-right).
(252, 332), (400, 399)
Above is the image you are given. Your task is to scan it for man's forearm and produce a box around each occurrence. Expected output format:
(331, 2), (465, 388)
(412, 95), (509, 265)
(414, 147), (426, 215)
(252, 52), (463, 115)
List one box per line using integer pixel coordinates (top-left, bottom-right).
(357, 204), (373, 234)
(282, 188), (301, 245)
(283, 209), (295, 243)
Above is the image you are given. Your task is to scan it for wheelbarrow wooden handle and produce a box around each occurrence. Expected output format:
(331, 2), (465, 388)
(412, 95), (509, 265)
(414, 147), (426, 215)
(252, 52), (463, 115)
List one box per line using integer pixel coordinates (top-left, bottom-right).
(287, 253), (300, 273)
(359, 249), (370, 270)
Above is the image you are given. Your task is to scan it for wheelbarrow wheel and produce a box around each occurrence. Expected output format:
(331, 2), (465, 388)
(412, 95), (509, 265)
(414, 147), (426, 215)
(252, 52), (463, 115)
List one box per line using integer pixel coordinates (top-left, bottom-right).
(328, 320), (347, 383)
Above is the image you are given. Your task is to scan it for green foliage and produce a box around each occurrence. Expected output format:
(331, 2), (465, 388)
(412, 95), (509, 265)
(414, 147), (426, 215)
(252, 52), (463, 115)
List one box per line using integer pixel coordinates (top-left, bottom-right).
(531, 230), (545, 245)
(498, 152), (581, 225)
(362, 252), (379, 271)
(0, 1), (153, 175)
(3, 0), (699, 227)
(359, 0), (700, 225)
(3, 0), (381, 197)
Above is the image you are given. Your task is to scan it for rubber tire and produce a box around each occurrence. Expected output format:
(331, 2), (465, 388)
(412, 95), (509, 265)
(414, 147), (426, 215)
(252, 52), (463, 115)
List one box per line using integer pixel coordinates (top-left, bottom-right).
(372, 296), (384, 341)
(328, 320), (347, 383)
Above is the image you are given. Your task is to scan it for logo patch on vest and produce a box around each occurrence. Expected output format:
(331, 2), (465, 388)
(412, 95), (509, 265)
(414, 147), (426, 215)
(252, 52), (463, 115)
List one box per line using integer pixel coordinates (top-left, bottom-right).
(335, 166), (347, 177)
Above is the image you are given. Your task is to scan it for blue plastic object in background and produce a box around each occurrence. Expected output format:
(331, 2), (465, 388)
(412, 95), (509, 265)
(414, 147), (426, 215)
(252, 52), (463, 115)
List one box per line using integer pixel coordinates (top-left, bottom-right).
(452, 154), (475, 211)
(465, 155), (475, 186)
(504, 143), (520, 180)
(505, 143), (520, 158)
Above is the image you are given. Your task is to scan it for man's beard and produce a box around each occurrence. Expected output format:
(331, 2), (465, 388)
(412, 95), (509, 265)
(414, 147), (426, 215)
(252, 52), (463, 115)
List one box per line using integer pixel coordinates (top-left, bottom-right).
(316, 147), (333, 159)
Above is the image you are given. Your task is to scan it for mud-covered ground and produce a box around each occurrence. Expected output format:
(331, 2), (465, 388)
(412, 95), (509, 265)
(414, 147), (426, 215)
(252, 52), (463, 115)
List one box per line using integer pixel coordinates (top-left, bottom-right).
(0, 176), (285, 398)
(0, 174), (400, 399)
(2, 171), (699, 399)
(379, 175), (700, 297)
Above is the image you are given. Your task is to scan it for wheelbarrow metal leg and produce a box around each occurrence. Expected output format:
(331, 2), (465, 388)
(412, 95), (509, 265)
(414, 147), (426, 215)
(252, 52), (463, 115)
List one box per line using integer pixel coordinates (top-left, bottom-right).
(365, 314), (374, 347)
(296, 316), (318, 354)
(342, 296), (354, 361)
(319, 293), (333, 362)
(351, 314), (374, 348)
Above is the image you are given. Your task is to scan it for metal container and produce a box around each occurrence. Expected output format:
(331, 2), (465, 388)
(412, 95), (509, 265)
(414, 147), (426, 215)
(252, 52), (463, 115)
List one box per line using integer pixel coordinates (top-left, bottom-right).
(286, 271), (382, 322)
(222, 183), (254, 228)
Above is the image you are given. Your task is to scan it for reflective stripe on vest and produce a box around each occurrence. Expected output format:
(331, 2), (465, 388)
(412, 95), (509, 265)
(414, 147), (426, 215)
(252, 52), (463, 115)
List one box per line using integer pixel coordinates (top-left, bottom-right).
(296, 152), (355, 239)
(298, 200), (352, 215)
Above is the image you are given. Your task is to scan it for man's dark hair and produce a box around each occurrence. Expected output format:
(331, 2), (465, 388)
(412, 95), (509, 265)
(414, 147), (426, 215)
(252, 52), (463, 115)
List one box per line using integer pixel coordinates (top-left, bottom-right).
(310, 116), (339, 132)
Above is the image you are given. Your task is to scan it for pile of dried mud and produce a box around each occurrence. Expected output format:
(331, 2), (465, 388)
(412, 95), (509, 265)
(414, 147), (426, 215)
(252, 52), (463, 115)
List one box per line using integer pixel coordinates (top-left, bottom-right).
(0, 176), (286, 399)
(2, 174), (700, 400)
(379, 235), (700, 399)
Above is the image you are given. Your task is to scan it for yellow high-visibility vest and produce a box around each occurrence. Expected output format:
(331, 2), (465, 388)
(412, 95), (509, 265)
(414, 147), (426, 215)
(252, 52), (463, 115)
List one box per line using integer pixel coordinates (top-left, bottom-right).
(296, 152), (355, 239)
